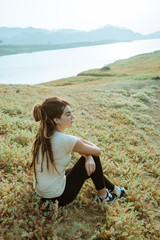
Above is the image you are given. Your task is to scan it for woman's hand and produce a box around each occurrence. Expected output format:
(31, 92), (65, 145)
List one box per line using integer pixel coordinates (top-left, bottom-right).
(85, 155), (96, 176)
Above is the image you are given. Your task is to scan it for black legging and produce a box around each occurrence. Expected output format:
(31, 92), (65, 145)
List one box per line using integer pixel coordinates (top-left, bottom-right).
(41, 156), (115, 207)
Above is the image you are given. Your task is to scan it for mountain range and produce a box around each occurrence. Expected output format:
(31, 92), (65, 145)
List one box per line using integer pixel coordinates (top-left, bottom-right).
(0, 25), (160, 45)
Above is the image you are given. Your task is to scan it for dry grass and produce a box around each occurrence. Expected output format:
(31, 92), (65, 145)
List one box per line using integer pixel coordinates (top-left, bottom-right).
(0, 51), (160, 239)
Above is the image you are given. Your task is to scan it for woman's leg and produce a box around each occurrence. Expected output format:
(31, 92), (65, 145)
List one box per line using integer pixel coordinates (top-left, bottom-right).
(89, 156), (115, 192)
(57, 156), (115, 206)
(57, 157), (88, 206)
(103, 176), (115, 192)
(65, 157), (114, 191)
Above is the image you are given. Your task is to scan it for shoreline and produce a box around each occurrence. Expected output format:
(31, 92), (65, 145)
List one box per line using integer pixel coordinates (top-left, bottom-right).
(0, 40), (160, 86)
(0, 39), (131, 57)
(0, 50), (160, 87)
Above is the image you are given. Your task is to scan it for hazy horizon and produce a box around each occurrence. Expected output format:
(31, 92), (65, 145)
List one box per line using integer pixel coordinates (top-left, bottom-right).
(1, 0), (160, 35)
(0, 25), (159, 36)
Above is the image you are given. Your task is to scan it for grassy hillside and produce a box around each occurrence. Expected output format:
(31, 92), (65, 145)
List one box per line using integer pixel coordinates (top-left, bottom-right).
(0, 51), (160, 239)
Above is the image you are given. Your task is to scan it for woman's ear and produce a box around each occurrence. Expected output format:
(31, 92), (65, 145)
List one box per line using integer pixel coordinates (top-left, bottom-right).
(53, 118), (59, 125)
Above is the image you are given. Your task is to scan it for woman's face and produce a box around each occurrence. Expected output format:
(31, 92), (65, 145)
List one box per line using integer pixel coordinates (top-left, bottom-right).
(54, 105), (74, 131)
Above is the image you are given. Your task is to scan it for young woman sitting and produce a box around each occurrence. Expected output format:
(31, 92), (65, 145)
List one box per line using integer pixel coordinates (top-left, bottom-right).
(31, 97), (128, 207)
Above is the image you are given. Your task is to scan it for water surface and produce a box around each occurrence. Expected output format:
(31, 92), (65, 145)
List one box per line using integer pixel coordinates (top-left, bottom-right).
(0, 39), (160, 85)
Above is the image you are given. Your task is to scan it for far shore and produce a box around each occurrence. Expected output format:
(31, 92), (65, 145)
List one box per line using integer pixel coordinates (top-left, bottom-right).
(0, 39), (131, 57)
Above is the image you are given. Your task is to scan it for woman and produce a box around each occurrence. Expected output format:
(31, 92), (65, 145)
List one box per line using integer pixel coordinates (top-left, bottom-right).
(31, 97), (128, 207)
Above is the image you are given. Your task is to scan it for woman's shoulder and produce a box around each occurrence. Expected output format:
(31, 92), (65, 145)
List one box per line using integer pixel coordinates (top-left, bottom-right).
(52, 131), (77, 142)
(52, 131), (77, 152)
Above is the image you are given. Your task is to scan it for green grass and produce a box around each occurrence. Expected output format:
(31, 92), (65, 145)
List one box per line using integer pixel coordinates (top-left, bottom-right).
(0, 51), (160, 239)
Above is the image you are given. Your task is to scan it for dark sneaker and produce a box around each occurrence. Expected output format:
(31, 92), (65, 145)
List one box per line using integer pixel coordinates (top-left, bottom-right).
(111, 186), (129, 198)
(96, 189), (117, 204)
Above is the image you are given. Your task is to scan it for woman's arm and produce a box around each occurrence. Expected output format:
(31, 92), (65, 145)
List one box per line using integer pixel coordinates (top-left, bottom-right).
(77, 137), (96, 146)
(72, 139), (101, 156)
(72, 138), (100, 175)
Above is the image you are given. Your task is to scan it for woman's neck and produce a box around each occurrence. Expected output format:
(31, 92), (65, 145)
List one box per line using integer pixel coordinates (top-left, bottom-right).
(55, 125), (65, 133)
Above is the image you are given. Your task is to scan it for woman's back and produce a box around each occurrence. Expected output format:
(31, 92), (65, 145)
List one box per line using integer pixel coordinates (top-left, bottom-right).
(33, 131), (77, 198)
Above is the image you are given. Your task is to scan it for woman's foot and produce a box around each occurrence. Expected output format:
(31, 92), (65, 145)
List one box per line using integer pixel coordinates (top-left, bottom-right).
(96, 189), (117, 204)
(111, 186), (129, 198)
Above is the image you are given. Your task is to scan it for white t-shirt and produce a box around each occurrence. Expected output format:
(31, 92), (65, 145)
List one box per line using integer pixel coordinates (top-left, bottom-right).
(33, 131), (77, 198)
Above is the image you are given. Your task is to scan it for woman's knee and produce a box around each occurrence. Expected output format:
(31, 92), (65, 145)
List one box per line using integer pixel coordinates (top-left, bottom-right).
(92, 155), (100, 161)
(92, 155), (103, 169)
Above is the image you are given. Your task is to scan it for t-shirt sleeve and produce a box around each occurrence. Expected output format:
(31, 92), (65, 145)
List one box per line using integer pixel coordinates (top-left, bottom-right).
(64, 135), (77, 153)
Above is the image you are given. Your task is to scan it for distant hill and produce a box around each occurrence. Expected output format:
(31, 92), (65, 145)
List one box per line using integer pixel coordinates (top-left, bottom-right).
(0, 25), (151, 45)
(146, 31), (160, 39)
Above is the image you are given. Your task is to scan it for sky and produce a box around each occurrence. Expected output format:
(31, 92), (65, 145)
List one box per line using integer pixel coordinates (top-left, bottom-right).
(0, 0), (160, 34)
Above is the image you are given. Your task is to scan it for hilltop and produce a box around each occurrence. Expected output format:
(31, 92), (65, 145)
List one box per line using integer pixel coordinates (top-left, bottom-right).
(0, 51), (160, 239)
(0, 25), (160, 56)
(0, 25), (144, 45)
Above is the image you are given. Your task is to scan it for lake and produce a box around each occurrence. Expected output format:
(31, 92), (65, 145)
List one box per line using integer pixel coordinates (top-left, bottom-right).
(0, 38), (160, 85)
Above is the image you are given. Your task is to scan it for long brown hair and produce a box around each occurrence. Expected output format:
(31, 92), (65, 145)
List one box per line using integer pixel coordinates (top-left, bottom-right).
(31, 97), (69, 182)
